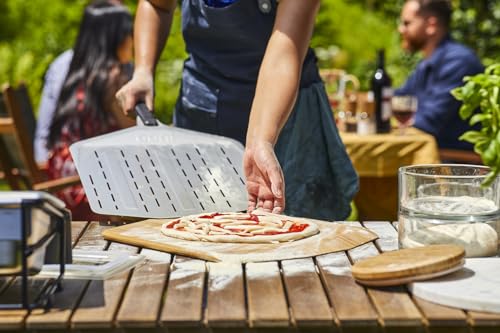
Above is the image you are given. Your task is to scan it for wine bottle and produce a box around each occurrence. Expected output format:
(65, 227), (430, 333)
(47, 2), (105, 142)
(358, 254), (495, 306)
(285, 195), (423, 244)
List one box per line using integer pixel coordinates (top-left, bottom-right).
(371, 49), (392, 133)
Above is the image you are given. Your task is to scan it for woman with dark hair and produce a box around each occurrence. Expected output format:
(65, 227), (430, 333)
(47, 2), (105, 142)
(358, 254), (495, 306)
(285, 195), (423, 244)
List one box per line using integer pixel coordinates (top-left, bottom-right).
(48, 0), (135, 220)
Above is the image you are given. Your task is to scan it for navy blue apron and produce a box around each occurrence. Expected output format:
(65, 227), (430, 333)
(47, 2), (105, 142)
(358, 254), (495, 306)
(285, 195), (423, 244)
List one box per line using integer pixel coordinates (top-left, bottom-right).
(174, 0), (359, 220)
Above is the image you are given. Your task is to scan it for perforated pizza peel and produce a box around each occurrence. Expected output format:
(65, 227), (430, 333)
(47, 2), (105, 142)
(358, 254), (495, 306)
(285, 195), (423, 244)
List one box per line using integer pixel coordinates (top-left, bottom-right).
(70, 104), (248, 218)
(351, 244), (466, 286)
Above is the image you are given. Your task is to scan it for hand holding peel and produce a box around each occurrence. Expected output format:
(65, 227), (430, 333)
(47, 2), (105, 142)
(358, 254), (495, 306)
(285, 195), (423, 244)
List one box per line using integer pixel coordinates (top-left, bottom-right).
(116, 68), (155, 118)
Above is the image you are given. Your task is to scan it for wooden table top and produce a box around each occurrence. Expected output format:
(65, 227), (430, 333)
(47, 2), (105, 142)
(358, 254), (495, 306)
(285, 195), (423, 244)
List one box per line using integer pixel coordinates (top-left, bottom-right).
(340, 127), (440, 177)
(1, 220), (499, 332)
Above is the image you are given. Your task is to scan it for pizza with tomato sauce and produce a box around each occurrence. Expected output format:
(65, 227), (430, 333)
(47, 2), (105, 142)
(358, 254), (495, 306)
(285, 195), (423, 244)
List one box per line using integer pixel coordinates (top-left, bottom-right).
(161, 211), (319, 243)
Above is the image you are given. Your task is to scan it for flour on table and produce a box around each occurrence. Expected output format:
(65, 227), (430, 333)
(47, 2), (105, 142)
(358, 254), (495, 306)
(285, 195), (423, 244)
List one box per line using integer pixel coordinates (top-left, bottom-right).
(207, 262), (242, 291)
(245, 262), (280, 279)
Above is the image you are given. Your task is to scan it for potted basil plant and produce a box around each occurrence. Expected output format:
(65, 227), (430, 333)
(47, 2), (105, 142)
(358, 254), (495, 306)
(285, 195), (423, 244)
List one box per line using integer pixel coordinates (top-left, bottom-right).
(452, 64), (500, 185)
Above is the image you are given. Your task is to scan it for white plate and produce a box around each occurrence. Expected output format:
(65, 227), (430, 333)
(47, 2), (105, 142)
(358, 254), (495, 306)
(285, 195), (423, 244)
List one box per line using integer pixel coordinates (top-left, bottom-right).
(410, 258), (500, 313)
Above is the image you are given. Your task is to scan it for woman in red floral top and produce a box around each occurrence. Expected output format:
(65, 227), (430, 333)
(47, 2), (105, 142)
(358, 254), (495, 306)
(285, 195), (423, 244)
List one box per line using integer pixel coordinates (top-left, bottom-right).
(47, 1), (135, 220)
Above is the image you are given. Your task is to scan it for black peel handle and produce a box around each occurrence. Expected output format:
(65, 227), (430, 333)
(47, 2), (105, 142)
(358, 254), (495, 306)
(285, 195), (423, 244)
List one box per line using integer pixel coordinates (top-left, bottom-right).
(135, 102), (158, 126)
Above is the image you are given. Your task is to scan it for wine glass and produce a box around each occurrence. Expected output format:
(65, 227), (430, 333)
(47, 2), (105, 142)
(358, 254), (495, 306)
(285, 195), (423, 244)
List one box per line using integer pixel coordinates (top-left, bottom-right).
(392, 95), (418, 134)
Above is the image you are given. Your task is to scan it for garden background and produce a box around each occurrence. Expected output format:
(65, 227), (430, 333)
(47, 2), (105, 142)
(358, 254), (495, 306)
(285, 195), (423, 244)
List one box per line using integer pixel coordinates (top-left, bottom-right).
(0, 0), (498, 123)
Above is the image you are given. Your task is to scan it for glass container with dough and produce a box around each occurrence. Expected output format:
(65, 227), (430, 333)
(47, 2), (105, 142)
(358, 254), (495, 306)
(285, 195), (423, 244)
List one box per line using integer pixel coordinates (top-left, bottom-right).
(398, 164), (500, 257)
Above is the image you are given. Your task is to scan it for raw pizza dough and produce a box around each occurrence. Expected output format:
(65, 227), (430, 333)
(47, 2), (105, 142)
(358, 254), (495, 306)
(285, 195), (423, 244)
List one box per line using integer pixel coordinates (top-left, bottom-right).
(161, 211), (319, 243)
(401, 223), (498, 257)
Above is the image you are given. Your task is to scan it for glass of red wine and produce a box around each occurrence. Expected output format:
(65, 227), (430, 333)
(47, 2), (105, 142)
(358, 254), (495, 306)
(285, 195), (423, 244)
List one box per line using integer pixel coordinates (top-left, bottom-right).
(392, 95), (418, 134)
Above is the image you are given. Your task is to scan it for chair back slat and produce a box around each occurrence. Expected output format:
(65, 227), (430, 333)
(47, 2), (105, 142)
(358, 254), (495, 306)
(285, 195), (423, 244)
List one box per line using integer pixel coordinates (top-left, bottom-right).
(439, 148), (483, 165)
(1, 83), (45, 186)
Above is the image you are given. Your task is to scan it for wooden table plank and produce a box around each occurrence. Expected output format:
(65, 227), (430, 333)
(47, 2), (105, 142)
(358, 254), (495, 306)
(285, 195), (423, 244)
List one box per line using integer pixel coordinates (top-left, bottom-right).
(2, 218), (498, 333)
(361, 221), (399, 252)
(0, 279), (50, 330)
(412, 297), (467, 331)
(0, 282), (29, 331)
(116, 248), (171, 328)
(316, 252), (379, 330)
(160, 256), (205, 328)
(0, 308), (27, 331)
(206, 262), (246, 328)
(73, 221), (110, 251)
(365, 221), (470, 331)
(22, 221), (98, 330)
(468, 310), (500, 328)
(389, 219), (500, 331)
(70, 242), (138, 329)
(0, 278), (11, 294)
(409, 273), (469, 330)
(246, 261), (289, 328)
(0, 221), (92, 331)
(349, 241), (424, 329)
(70, 221), (88, 246)
(281, 258), (333, 328)
(26, 279), (88, 330)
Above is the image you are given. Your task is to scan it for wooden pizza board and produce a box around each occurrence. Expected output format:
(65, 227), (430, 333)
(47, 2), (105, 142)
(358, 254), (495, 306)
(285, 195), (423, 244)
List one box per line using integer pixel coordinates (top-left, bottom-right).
(351, 244), (465, 286)
(101, 218), (377, 263)
(411, 258), (500, 313)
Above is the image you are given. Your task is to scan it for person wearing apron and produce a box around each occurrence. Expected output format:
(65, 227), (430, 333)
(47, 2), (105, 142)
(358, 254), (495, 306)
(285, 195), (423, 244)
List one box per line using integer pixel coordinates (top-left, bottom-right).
(117, 0), (358, 221)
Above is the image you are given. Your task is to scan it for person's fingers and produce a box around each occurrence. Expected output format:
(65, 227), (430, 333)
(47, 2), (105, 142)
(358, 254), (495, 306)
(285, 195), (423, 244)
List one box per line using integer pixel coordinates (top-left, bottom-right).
(247, 200), (256, 212)
(254, 145), (283, 198)
(124, 91), (138, 116)
(262, 153), (285, 212)
(272, 207), (282, 214)
(115, 89), (127, 114)
(145, 93), (154, 112)
(116, 85), (137, 117)
(272, 198), (284, 214)
(261, 198), (274, 212)
(247, 189), (257, 213)
(267, 163), (284, 199)
(243, 143), (286, 215)
(257, 198), (264, 208)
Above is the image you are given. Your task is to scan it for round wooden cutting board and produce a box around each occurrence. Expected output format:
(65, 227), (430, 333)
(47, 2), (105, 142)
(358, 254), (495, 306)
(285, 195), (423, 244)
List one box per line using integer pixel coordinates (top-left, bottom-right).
(352, 244), (465, 286)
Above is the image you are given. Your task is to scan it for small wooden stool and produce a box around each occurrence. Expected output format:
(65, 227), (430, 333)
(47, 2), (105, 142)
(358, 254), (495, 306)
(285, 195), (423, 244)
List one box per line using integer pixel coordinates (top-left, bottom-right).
(352, 244), (465, 286)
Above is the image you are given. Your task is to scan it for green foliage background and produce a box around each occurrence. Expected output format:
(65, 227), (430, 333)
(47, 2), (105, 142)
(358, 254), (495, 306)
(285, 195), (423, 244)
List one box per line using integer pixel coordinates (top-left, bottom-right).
(0, 0), (498, 124)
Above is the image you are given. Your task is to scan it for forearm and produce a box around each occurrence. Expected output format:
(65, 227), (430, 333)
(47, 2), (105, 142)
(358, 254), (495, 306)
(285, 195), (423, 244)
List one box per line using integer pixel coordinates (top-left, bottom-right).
(247, 36), (301, 146)
(134, 0), (176, 74)
(246, 0), (320, 146)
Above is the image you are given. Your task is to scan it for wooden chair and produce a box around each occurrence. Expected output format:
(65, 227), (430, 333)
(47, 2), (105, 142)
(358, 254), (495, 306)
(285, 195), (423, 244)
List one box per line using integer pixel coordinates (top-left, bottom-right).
(0, 83), (80, 192)
(439, 148), (483, 165)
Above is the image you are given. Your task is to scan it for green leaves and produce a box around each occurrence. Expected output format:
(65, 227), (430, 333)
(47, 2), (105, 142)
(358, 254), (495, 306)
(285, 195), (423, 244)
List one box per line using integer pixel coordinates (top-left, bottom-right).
(453, 64), (500, 186)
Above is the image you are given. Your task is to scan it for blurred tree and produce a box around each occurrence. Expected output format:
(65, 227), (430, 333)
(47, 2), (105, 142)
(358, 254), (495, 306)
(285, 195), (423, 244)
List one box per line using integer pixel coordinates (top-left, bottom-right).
(341, 0), (500, 64)
(0, 0), (87, 108)
(0, 0), (497, 124)
(451, 0), (500, 66)
(313, 0), (417, 89)
(0, 0), (184, 123)
(315, 0), (499, 90)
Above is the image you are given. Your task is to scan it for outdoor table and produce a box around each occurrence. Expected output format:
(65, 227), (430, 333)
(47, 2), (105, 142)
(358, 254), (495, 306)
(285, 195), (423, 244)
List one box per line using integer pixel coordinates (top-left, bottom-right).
(1, 220), (499, 332)
(340, 127), (440, 221)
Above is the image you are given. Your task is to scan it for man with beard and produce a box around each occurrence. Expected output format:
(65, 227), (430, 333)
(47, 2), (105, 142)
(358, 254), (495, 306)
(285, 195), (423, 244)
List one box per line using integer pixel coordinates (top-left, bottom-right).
(396, 0), (483, 150)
